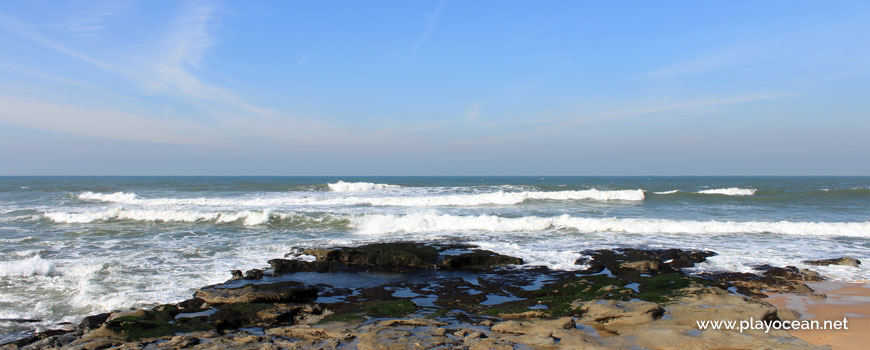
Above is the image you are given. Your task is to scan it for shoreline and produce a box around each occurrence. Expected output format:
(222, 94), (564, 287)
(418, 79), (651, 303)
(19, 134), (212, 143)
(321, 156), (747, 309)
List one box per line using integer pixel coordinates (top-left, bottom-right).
(2, 242), (863, 349)
(767, 281), (870, 350)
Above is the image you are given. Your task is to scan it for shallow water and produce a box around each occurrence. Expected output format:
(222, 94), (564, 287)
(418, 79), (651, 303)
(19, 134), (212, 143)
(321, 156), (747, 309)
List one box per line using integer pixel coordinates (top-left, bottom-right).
(0, 176), (868, 333)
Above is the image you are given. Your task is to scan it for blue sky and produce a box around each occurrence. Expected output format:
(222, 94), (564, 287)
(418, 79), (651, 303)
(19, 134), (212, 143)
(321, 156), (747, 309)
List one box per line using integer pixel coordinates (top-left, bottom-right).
(0, 0), (868, 175)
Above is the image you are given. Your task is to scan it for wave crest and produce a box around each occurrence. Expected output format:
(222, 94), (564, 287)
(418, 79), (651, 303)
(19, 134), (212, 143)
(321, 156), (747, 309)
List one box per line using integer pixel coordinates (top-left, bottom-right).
(78, 191), (138, 202)
(697, 188), (756, 196)
(72, 188), (645, 207)
(45, 208), (274, 225)
(327, 181), (401, 192)
(654, 190), (680, 195)
(0, 256), (57, 277)
(349, 213), (870, 237)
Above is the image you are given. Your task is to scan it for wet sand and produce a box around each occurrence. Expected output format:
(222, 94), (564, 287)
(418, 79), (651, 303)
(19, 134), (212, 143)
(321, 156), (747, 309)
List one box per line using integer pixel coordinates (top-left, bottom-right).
(767, 282), (870, 350)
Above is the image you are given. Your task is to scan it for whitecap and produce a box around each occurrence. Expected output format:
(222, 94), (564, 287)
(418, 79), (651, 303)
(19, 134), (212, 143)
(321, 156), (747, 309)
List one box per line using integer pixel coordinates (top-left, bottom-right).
(327, 181), (401, 192)
(348, 213), (870, 237)
(654, 190), (680, 194)
(70, 188), (645, 207)
(44, 208), (273, 225)
(78, 191), (138, 202)
(0, 256), (57, 277)
(696, 188), (756, 196)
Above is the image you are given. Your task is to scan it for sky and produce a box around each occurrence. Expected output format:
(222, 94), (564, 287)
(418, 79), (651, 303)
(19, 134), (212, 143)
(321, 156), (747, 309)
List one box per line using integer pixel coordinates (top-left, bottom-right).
(0, 0), (868, 175)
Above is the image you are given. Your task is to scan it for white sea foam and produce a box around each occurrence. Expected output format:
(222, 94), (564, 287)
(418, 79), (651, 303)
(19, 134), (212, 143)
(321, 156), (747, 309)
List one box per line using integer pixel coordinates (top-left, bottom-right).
(327, 181), (401, 192)
(471, 240), (584, 271)
(44, 208), (275, 225)
(654, 190), (680, 194)
(46, 208), (870, 237)
(71, 188), (645, 207)
(0, 256), (56, 277)
(349, 213), (870, 237)
(78, 191), (138, 202)
(697, 187), (756, 196)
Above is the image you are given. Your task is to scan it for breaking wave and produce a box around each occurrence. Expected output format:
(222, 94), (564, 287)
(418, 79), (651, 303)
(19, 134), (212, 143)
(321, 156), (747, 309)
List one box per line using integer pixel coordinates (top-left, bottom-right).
(696, 188), (757, 196)
(327, 181), (401, 192)
(349, 213), (870, 237)
(46, 209), (869, 237)
(42, 209), (350, 229)
(78, 191), (138, 202)
(45, 208), (274, 225)
(74, 188), (645, 207)
(0, 256), (57, 277)
(653, 190), (680, 194)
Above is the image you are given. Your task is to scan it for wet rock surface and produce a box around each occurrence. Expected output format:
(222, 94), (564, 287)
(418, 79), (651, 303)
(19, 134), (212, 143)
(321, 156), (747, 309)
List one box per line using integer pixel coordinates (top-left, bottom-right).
(803, 257), (861, 267)
(701, 265), (825, 298)
(194, 281), (317, 304)
(2, 242), (828, 349)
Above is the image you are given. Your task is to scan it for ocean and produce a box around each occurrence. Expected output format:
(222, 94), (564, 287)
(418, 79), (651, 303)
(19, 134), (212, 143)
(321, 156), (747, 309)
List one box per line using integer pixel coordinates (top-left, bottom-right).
(1, 176), (869, 334)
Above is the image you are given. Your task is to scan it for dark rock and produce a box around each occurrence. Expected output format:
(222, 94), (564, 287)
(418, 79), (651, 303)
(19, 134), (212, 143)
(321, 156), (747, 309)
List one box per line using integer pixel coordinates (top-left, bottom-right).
(78, 312), (111, 329)
(702, 266), (825, 298)
(305, 243), (440, 271)
(209, 303), (317, 331)
(0, 318), (41, 323)
(753, 265), (825, 282)
(438, 251), (524, 270)
(244, 269), (264, 279)
(273, 243), (526, 274)
(177, 298), (206, 313)
(803, 257), (861, 267)
(576, 248), (716, 276)
(619, 260), (660, 273)
(103, 307), (210, 341)
(268, 258), (333, 274)
(1, 329), (74, 348)
(194, 281), (317, 304)
(230, 270), (244, 279)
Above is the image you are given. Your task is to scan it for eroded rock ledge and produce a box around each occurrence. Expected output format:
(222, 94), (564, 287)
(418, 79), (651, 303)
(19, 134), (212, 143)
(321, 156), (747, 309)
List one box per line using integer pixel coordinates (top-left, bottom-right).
(3, 242), (852, 350)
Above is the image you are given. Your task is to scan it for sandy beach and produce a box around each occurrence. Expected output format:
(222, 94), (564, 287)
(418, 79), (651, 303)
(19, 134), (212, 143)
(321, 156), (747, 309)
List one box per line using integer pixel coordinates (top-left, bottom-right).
(767, 282), (870, 350)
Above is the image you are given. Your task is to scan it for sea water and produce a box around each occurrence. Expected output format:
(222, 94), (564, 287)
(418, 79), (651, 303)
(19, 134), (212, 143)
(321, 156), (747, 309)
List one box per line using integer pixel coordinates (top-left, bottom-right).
(1, 176), (868, 333)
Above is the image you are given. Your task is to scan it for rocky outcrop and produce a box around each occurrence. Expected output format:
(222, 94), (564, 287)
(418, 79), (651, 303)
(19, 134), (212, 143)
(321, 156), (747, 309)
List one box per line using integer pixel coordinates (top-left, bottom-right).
(666, 285), (778, 325)
(3, 243), (830, 350)
(619, 260), (660, 273)
(194, 281), (317, 304)
(702, 265), (825, 298)
(577, 248), (716, 272)
(574, 300), (664, 328)
(438, 251), (524, 270)
(269, 242), (524, 274)
(77, 313), (110, 330)
(803, 257), (861, 267)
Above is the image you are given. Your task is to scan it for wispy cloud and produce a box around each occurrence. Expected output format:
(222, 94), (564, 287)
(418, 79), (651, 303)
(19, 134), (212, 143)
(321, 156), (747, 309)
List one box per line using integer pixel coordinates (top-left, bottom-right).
(62, 0), (131, 40)
(452, 91), (790, 147)
(412, 0), (445, 55)
(642, 50), (742, 78)
(147, 4), (270, 114)
(579, 92), (789, 122)
(465, 102), (481, 121)
(0, 5), (267, 114)
(0, 12), (124, 74)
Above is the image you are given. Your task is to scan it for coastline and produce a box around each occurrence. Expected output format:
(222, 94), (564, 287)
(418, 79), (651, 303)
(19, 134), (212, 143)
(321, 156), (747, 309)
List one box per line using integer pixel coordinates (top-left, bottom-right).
(767, 281), (870, 350)
(4, 241), (862, 349)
